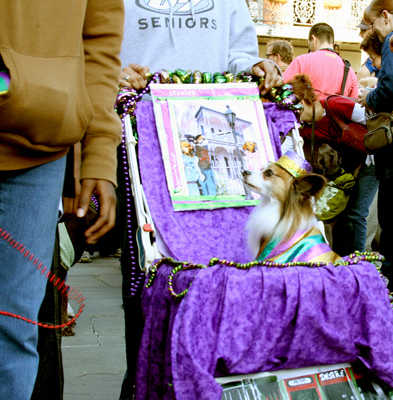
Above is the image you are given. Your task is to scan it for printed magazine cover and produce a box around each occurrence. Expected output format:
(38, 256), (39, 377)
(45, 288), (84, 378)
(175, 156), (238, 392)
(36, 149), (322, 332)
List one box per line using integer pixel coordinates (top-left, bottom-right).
(150, 83), (275, 211)
(216, 364), (391, 400)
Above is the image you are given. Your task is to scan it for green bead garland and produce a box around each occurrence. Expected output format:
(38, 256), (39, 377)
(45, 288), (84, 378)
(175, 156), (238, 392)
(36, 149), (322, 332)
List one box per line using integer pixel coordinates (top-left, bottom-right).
(146, 252), (391, 305)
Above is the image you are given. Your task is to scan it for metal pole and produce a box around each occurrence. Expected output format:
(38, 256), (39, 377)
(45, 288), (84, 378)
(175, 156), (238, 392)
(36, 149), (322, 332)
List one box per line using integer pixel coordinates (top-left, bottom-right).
(230, 122), (253, 201)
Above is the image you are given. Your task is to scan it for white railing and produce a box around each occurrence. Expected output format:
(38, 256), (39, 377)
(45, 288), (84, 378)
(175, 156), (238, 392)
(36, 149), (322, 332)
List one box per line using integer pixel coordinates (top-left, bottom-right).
(246, 0), (368, 40)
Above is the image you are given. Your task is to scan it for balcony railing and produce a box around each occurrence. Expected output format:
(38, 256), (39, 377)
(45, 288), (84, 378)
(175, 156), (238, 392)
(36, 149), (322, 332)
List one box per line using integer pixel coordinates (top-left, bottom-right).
(246, 0), (368, 41)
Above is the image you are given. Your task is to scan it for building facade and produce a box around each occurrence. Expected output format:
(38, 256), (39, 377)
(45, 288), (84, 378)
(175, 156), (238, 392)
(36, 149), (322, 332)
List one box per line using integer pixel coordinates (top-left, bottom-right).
(247, 0), (369, 71)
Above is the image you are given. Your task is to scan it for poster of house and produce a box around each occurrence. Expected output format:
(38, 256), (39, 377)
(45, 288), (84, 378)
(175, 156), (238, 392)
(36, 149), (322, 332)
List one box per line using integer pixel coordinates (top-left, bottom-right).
(150, 83), (275, 211)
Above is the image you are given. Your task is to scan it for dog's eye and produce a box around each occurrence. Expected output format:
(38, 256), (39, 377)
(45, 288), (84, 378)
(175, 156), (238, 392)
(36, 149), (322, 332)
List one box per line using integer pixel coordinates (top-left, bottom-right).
(264, 169), (273, 177)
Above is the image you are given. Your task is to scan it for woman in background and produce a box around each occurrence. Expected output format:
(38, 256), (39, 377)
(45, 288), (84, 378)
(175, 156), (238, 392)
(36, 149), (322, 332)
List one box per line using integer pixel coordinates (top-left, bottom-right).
(359, 0), (393, 290)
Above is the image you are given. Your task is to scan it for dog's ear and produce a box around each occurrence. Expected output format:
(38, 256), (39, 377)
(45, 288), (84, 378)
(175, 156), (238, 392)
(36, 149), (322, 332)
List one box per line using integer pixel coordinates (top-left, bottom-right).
(294, 173), (327, 198)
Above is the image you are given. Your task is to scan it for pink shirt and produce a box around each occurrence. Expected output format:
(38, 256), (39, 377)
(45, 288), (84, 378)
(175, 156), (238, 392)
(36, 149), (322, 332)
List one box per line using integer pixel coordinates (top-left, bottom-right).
(245, 151), (262, 171)
(283, 50), (358, 100)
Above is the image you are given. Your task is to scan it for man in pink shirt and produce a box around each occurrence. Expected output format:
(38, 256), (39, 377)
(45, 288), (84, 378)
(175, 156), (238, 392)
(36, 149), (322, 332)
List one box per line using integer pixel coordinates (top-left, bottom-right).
(284, 23), (358, 100)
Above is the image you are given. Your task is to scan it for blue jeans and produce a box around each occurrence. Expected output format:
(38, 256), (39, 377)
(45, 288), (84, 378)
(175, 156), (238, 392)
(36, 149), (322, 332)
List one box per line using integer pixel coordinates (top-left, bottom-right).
(332, 163), (379, 255)
(200, 169), (217, 196)
(0, 157), (65, 400)
(378, 176), (393, 287)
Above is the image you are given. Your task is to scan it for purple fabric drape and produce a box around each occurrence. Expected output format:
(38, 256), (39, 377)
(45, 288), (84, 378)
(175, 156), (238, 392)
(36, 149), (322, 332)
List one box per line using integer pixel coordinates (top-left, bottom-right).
(136, 101), (296, 264)
(136, 101), (253, 264)
(263, 102), (298, 159)
(136, 261), (393, 400)
(134, 101), (393, 400)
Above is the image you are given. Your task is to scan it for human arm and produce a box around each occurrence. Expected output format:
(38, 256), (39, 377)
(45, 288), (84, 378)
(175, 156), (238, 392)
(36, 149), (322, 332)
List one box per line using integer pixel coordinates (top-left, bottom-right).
(252, 61), (283, 96)
(227, 0), (282, 93)
(120, 63), (150, 90)
(78, 0), (124, 242)
(357, 65), (371, 82)
(326, 96), (359, 123)
(358, 88), (372, 108)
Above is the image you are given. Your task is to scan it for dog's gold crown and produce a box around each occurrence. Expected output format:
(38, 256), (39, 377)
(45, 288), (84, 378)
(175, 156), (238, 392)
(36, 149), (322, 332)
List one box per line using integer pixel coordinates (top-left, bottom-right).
(275, 151), (312, 178)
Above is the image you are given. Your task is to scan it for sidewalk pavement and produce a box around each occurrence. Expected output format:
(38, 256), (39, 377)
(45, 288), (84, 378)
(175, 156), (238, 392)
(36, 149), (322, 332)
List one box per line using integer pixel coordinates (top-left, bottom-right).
(62, 254), (126, 400)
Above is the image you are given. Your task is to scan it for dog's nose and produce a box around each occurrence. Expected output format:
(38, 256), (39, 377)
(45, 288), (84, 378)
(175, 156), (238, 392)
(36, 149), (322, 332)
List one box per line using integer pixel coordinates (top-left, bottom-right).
(242, 169), (251, 176)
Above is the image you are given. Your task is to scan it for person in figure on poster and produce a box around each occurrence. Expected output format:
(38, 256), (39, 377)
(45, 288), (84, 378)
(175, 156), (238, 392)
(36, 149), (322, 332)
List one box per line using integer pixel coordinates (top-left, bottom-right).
(116, 1), (284, 399)
(358, 0), (393, 290)
(0, 1), (124, 399)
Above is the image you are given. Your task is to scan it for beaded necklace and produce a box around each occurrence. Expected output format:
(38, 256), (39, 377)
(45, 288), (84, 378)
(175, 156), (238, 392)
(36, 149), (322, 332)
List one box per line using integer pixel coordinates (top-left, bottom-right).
(146, 252), (392, 308)
(115, 69), (303, 122)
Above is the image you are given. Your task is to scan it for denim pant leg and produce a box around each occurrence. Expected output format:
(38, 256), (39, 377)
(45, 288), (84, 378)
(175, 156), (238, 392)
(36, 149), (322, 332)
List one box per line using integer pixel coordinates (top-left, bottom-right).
(378, 176), (393, 285)
(332, 164), (379, 255)
(0, 157), (65, 400)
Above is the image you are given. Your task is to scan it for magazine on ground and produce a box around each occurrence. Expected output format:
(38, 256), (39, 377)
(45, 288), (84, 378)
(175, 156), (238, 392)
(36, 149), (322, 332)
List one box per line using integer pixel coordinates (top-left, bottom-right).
(216, 363), (391, 400)
(150, 83), (275, 211)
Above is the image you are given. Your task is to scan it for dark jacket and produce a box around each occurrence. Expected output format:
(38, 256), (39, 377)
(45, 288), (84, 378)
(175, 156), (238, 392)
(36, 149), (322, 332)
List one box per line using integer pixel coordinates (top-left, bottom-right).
(367, 31), (393, 180)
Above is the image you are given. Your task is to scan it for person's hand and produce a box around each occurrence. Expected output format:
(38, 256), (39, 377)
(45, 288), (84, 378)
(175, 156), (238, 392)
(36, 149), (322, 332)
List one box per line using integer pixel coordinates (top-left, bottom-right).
(120, 63), (150, 90)
(252, 60), (283, 96)
(76, 179), (117, 244)
(358, 88), (371, 108)
(390, 35), (393, 53)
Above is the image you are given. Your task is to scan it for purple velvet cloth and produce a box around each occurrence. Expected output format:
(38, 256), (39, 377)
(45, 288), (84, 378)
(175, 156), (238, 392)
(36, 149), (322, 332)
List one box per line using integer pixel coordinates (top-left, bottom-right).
(263, 102), (298, 159)
(134, 101), (393, 400)
(136, 101), (296, 264)
(136, 101), (253, 264)
(136, 261), (393, 400)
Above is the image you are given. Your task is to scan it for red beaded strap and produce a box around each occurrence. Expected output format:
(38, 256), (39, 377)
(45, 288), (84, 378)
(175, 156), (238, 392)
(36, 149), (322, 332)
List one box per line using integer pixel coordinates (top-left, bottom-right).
(0, 227), (84, 329)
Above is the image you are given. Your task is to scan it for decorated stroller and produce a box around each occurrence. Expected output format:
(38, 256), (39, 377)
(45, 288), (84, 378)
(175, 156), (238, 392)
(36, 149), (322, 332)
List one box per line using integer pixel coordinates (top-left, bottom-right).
(116, 74), (393, 400)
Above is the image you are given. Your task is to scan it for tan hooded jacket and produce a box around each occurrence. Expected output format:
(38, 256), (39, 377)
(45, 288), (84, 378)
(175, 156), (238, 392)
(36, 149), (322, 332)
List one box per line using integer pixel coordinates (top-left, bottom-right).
(0, 0), (124, 186)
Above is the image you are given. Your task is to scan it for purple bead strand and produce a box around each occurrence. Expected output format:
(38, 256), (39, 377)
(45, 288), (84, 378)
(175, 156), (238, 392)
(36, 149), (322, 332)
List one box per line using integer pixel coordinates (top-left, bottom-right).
(120, 122), (144, 296)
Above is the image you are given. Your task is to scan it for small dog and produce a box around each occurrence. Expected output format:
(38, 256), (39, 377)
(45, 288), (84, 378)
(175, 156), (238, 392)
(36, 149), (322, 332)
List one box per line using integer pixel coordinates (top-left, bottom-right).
(242, 155), (340, 263)
(180, 140), (195, 157)
(243, 141), (257, 153)
(317, 143), (341, 179)
(358, 76), (378, 90)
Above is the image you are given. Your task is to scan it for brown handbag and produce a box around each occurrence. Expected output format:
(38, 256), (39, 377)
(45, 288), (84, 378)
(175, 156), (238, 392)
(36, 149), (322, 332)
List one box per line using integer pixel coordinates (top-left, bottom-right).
(364, 112), (393, 153)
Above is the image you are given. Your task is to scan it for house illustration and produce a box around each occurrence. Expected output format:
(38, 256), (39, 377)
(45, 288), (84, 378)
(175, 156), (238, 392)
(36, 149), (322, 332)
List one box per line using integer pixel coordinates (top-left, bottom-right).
(178, 102), (260, 197)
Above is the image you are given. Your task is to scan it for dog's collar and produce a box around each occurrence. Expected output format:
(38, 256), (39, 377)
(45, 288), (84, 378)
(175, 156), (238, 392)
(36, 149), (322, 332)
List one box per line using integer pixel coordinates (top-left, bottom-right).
(325, 166), (340, 176)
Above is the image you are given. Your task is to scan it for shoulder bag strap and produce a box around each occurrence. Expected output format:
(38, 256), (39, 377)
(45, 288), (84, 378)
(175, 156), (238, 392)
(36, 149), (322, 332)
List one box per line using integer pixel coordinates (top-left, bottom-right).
(311, 103), (316, 169)
(341, 60), (351, 95)
(319, 48), (351, 96)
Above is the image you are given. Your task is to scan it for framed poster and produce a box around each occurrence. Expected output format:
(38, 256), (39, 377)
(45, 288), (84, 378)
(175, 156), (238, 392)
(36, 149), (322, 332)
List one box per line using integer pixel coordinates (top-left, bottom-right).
(150, 83), (275, 211)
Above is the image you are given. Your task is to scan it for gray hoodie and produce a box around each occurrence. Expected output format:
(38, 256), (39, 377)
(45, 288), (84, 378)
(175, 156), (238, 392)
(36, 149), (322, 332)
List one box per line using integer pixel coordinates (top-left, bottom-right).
(120, 0), (266, 76)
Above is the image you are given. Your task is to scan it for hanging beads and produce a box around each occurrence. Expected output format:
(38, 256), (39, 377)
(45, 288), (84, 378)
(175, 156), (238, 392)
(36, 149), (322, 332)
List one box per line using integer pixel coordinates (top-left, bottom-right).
(146, 252), (388, 301)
